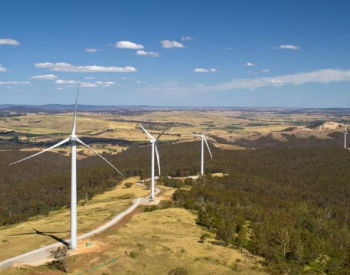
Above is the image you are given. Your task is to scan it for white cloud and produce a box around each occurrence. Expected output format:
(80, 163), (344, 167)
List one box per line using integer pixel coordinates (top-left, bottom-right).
(115, 41), (144, 49)
(55, 79), (116, 87)
(160, 40), (184, 48)
(0, 65), (8, 72)
(272, 44), (301, 50)
(86, 48), (98, 53)
(243, 62), (255, 67)
(194, 68), (217, 73)
(34, 62), (137, 73)
(136, 50), (159, 57)
(262, 69), (270, 73)
(0, 81), (30, 85)
(248, 70), (258, 75)
(227, 47), (236, 50)
(85, 77), (95, 80)
(135, 80), (141, 83)
(55, 79), (77, 85)
(189, 69), (350, 92)
(121, 77), (133, 80)
(0, 39), (20, 46)
(194, 68), (209, 73)
(181, 36), (193, 41)
(30, 74), (58, 80)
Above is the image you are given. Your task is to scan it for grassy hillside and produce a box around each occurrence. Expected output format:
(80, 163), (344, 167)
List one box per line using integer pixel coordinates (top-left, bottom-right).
(2, 208), (266, 275)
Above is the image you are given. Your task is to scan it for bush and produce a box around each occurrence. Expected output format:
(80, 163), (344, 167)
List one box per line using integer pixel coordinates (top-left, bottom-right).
(124, 182), (133, 188)
(200, 233), (211, 243)
(49, 246), (69, 273)
(129, 251), (138, 259)
(168, 267), (188, 275)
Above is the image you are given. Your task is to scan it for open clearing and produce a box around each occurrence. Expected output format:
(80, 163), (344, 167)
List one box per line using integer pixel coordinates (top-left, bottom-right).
(0, 177), (148, 262)
(3, 208), (266, 275)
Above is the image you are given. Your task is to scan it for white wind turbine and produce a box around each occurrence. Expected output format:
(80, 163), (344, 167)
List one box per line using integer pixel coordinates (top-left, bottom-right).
(139, 124), (168, 201)
(191, 121), (215, 176)
(344, 127), (348, 149)
(10, 83), (123, 249)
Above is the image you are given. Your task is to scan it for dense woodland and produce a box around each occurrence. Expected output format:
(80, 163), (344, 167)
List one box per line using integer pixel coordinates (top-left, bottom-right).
(1, 140), (350, 273)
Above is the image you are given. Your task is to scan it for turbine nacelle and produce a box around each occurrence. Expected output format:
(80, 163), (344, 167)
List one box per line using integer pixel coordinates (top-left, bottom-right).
(70, 135), (78, 141)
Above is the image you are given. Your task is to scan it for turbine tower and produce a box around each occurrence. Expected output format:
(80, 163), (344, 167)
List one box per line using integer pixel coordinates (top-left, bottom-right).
(139, 124), (168, 201)
(344, 127), (348, 149)
(10, 83), (123, 249)
(191, 120), (215, 176)
(191, 133), (212, 176)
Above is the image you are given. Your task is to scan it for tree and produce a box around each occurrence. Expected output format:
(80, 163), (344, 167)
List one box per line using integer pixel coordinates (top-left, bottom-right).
(50, 246), (69, 273)
(216, 221), (236, 245)
(235, 228), (247, 253)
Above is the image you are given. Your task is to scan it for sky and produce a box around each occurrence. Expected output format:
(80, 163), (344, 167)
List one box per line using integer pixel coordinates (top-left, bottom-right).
(1, 0), (350, 108)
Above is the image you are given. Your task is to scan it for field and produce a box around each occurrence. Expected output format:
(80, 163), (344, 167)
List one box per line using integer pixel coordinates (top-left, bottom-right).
(1, 107), (349, 155)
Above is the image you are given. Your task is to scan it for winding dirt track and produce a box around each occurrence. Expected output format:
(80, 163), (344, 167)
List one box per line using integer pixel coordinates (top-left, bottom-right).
(0, 182), (160, 270)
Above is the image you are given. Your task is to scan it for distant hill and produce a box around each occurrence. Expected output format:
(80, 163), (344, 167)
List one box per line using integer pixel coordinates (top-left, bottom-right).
(0, 106), (47, 113)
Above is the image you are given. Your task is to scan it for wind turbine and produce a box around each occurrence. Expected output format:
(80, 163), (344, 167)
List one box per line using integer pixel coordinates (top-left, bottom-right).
(344, 127), (348, 149)
(10, 83), (123, 249)
(139, 124), (168, 201)
(191, 121), (215, 176)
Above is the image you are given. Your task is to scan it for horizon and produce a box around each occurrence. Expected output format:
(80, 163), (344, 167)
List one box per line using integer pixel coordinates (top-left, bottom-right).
(1, 103), (350, 110)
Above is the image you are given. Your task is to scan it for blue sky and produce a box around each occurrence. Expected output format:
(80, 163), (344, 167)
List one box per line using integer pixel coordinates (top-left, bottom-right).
(1, 0), (350, 107)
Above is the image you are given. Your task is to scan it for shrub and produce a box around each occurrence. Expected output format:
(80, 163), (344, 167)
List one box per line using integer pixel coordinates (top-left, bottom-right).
(49, 246), (69, 273)
(129, 251), (138, 259)
(124, 182), (133, 188)
(200, 233), (211, 243)
(168, 267), (188, 275)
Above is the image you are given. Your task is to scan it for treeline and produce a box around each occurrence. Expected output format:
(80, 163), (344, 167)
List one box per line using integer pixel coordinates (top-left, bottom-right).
(0, 141), (217, 226)
(0, 148), (123, 226)
(173, 147), (350, 274)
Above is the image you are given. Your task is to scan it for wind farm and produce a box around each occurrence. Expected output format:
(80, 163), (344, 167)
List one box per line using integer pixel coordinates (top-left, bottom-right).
(2, 0), (350, 274)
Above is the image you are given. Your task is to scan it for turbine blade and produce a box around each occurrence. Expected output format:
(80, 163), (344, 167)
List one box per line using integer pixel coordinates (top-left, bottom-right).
(204, 118), (216, 134)
(77, 138), (124, 177)
(139, 124), (155, 140)
(155, 142), (161, 176)
(10, 137), (70, 165)
(203, 136), (213, 159)
(190, 133), (201, 137)
(72, 82), (81, 135)
(156, 126), (170, 141)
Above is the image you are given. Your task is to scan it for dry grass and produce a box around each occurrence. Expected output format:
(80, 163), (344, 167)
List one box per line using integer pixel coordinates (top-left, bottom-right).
(214, 143), (246, 150)
(3, 208), (266, 275)
(87, 208), (265, 275)
(0, 177), (148, 262)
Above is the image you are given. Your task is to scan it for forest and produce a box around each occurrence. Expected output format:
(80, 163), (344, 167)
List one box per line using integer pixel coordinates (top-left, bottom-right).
(1, 140), (350, 274)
